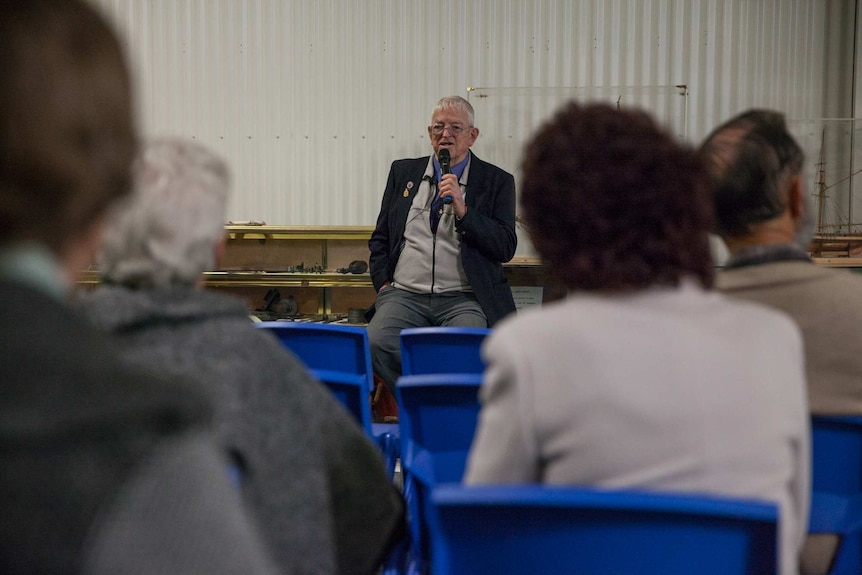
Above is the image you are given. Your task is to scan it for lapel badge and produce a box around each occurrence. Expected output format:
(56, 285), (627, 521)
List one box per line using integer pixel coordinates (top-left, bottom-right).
(407, 181), (414, 189)
(402, 188), (409, 197)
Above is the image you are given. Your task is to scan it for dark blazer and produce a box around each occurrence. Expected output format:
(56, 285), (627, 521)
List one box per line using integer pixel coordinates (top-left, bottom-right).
(368, 152), (517, 326)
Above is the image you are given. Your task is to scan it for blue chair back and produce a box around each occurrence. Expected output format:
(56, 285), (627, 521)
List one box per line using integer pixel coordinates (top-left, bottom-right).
(812, 416), (862, 494)
(256, 321), (373, 433)
(256, 321), (400, 479)
(809, 415), (862, 575)
(427, 484), (778, 575)
(400, 327), (490, 376)
(397, 373), (483, 482)
(396, 373), (483, 571)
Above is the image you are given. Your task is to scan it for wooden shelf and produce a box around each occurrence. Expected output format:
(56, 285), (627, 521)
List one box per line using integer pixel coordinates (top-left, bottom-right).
(79, 225), (557, 318)
(506, 256), (543, 266)
(812, 257), (862, 268)
(203, 271), (372, 288)
(225, 224), (375, 242)
(215, 226), (375, 317)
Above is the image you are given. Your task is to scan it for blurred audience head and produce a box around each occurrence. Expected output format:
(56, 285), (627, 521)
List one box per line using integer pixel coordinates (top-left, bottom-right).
(98, 138), (230, 289)
(0, 0), (136, 256)
(520, 101), (714, 292)
(698, 109), (812, 249)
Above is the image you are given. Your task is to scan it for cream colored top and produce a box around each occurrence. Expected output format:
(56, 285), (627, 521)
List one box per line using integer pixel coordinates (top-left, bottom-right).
(466, 280), (809, 575)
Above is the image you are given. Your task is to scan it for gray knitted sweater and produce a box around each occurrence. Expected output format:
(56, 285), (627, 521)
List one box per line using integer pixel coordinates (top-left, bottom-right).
(77, 285), (403, 575)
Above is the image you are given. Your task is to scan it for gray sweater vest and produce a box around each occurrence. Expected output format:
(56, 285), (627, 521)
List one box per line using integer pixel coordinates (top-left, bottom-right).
(393, 156), (472, 294)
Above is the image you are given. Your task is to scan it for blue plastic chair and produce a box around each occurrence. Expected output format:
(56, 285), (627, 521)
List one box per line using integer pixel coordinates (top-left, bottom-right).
(399, 327), (491, 376)
(396, 372), (484, 573)
(426, 484), (778, 575)
(809, 415), (862, 575)
(255, 321), (399, 476)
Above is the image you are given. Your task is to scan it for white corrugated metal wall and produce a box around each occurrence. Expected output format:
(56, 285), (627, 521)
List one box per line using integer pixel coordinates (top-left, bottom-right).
(89, 0), (856, 229)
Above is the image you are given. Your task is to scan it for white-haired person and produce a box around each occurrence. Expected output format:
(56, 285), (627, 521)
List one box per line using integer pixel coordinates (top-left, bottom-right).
(367, 95), (518, 396)
(77, 138), (404, 575)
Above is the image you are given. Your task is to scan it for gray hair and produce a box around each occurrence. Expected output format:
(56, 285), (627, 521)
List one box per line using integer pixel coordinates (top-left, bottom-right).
(98, 137), (230, 288)
(431, 95), (475, 126)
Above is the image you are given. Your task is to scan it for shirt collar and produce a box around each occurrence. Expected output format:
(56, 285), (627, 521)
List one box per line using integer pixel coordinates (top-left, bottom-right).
(433, 150), (471, 183)
(0, 243), (69, 301)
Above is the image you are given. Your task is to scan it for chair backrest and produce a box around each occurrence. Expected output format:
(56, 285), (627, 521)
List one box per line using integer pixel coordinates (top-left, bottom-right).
(255, 321), (373, 433)
(395, 373), (483, 570)
(811, 416), (862, 494)
(427, 484), (778, 575)
(808, 415), (862, 575)
(397, 372), (483, 482)
(400, 327), (491, 376)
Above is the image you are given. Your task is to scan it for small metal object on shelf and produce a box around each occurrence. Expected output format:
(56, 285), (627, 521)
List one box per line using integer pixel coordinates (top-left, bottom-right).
(275, 296), (298, 316)
(336, 260), (369, 274)
(347, 307), (366, 324)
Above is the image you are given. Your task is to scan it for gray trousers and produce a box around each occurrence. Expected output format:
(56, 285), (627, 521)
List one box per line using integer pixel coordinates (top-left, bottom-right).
(366, 287), (487, 394)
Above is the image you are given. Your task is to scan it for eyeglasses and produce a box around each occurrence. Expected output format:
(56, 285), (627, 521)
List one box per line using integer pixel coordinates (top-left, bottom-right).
(430, 123), (471, 136)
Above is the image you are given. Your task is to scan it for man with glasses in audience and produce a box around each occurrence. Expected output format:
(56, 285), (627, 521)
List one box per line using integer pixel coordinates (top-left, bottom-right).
(367, 96), (517, 395)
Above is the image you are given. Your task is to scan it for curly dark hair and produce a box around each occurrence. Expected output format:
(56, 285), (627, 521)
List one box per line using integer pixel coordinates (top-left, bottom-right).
(520, 102), (714, 292)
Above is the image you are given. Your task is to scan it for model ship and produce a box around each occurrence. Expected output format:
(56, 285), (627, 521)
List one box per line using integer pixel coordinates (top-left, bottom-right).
(807, 130), (862, 258)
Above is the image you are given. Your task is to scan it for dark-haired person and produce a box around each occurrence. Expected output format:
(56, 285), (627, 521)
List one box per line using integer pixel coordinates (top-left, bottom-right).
(464, 103), (809, 575)
(699, 108), (862, 575)
(0, 1), (277, 573)
(367, 95), (517, 395)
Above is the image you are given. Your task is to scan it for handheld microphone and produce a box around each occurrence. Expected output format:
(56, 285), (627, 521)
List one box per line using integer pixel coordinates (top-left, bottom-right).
(438, 148), (453, 204)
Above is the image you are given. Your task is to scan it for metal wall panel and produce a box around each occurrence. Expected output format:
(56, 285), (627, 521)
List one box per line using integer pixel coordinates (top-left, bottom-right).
(856, 0), (862, 119)
(89, 0), (856, 227)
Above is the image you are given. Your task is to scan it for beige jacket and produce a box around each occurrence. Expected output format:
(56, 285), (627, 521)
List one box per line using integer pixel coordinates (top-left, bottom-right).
(718, 261), (862, 415)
